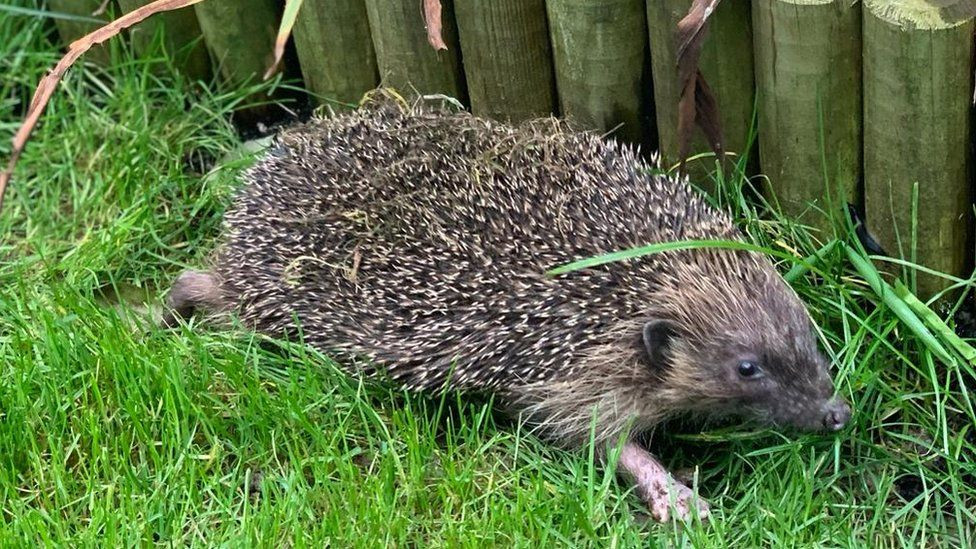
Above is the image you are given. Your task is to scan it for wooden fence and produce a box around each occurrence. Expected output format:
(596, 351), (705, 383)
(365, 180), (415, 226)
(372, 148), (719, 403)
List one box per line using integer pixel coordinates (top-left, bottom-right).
(51, 0), (976, 299)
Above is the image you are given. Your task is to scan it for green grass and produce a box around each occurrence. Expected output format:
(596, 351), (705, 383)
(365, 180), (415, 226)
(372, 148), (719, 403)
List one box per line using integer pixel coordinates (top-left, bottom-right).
(1, 4), (974, 546)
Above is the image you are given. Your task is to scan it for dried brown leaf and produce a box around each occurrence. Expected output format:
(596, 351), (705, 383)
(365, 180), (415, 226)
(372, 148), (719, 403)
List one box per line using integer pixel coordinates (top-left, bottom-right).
(676, 0), (721, 64)
(694, 73), (723, 160)
(677, 75), (698, 164)
(675, 0), (725, 170)
(264, 0), (304, 80)
(423, 0), (447, 51)
(0, 0), (207, 212)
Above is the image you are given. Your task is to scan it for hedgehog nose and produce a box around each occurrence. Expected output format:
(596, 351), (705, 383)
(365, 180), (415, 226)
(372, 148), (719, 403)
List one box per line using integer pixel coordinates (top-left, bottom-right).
(821, 398), (851, 432)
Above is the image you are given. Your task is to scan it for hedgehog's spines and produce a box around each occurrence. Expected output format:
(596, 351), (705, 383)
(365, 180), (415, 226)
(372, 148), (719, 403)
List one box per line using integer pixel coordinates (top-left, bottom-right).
(204, 90), (821, 446)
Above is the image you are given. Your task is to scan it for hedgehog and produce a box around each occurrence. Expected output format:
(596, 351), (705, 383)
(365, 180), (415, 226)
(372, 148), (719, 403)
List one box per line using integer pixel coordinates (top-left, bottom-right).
(165, 91), (851, 522)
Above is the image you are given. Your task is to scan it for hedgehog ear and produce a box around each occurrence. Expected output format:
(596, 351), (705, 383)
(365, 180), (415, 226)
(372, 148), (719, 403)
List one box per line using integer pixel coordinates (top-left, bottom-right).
(642, 319), (677, 371)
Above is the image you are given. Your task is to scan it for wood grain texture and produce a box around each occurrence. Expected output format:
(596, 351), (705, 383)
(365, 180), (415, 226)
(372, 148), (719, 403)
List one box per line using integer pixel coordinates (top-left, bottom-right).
(194, 0), (278, 87)
(863, 0), (974, 298)
(547, 0), (650, 144)
(752, 0), (861, 237)
(455, 0), (555, 122)
(293, 0), (379, 108)
(365, 0), (465, 101)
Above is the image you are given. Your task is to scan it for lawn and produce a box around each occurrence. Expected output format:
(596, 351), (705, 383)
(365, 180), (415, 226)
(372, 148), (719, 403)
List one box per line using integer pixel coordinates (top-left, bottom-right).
(1, 5), (974, 547)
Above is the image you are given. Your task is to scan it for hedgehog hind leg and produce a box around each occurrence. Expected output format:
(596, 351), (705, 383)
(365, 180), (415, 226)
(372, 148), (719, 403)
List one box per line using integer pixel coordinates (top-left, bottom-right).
(161, 269), (223, 327)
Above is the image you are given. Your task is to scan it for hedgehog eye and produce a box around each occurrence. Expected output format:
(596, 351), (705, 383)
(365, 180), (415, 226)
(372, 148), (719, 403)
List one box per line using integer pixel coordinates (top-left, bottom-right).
(737, 360), (762, 379)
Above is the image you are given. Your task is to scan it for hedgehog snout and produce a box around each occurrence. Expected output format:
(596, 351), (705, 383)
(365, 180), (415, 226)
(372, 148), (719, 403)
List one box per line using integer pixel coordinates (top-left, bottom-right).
(782, 395), (851, 433)
(820, 398), (851, 432)
(762, 383), (851, 433)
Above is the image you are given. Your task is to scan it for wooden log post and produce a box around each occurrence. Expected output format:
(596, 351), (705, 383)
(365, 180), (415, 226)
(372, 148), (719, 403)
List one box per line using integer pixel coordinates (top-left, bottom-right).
(863, 0), (974, 299)
(752, 0), (861, 238)
(117, 0), (210, 80)
(364, 0), (466, 101)
(292, 0), (379, 109)
(646, 0), (756, 182)
(194, 0), (279, 90)
(47, 0), (115, 65)
(547, 0), (650, 145)
(454, 0), (555, 122)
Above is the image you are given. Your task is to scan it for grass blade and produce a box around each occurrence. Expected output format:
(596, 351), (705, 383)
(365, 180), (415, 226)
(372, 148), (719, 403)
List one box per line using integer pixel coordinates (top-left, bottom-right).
(894, 279), (976, 367)
(784, 239), (840, 283)
(547, 239), (814, 277)
(844, 245), (954, 365)
(0, 4), (105, 23)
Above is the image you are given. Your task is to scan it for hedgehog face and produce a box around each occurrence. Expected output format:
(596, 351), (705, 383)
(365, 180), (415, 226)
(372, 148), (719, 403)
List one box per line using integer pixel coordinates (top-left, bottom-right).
(646, 318), (849, 433)
(645, 265), (850, 433)
(702, 342), (848, 433)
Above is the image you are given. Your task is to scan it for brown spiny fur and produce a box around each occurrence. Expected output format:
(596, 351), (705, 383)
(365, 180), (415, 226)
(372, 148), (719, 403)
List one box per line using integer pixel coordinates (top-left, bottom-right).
(167, 90), (841, 448)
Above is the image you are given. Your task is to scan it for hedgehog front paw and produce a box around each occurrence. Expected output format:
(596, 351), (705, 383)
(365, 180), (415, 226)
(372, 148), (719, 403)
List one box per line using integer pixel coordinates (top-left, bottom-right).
(644, 480), (709, 523)
(616, 441), (709, 523)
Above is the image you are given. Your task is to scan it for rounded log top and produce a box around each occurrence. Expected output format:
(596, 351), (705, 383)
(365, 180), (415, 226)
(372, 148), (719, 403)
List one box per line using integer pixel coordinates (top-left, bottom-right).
(864, 0), (976, 29)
